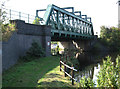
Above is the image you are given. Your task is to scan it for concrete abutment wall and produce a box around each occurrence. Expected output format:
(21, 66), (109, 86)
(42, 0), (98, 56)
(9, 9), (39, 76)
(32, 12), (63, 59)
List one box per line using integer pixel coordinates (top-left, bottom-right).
(2, 20), (51, 71)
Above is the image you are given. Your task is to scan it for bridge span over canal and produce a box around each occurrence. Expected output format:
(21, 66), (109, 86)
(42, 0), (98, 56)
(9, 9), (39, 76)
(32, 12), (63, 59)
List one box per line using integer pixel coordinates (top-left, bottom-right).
(36, 4), (94, 41)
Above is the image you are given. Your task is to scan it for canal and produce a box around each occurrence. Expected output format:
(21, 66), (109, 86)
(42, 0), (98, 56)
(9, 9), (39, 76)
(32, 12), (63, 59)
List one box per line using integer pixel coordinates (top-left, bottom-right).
(74, 52), (120, 85)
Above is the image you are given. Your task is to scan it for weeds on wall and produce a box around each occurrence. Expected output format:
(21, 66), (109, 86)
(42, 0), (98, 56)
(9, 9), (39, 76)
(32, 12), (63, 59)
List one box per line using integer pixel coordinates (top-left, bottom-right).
(1, 23), (16, 41)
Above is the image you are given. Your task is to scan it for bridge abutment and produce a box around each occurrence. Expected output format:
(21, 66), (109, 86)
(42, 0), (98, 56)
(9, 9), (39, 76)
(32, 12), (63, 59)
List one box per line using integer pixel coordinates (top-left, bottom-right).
(2, 20), (51, 71)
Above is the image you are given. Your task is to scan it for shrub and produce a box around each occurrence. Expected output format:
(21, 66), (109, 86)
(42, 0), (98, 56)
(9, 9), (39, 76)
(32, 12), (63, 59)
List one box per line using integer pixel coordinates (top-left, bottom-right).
(27, 41), (45, 57)
(97, 56), (120, 88)
(78, 76), (95, 88)
(24, 41), (45, 61)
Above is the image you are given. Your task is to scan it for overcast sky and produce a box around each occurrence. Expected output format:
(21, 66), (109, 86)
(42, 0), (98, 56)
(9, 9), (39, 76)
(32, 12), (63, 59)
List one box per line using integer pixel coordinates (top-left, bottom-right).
(1, 0), (119, 35)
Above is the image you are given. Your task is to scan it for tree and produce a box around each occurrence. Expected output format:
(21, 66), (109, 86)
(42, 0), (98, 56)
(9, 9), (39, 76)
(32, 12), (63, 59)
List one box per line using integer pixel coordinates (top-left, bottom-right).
(100, 26), (120, 51)
(0, 0), (10, 41)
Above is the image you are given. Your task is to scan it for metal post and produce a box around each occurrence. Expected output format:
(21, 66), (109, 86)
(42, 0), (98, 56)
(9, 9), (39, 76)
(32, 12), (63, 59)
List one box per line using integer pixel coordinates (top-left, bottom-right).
(0, 9), (1, 20)
(36, 10), (38, 17)
(72, 64), (74, 85)
(64, 61), (67, 77)
(72, 17), (74, 32)
(88, 25), (90, 35)
(86, 24), (88, 34)
(85, 23), (87, 34)
(57, 11), (59, 29)
(10, 9), (11, 20)
(28, 14), (29, 23)
(62, 14), (65, 24)
(62, 14), (65, 30)
(68, 16), (70, 31)
(60, 56), (61, 71)
(83, 22), (85, 34)
(19, 12), (21, 20)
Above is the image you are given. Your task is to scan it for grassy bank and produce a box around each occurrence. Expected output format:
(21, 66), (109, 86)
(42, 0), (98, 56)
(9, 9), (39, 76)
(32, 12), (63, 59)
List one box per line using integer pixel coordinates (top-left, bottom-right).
(2, 56), (77, 87)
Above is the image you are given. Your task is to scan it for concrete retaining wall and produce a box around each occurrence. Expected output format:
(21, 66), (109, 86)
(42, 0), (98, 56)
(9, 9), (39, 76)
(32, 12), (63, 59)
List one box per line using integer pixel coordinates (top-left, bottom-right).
(2, 20), (51, 71)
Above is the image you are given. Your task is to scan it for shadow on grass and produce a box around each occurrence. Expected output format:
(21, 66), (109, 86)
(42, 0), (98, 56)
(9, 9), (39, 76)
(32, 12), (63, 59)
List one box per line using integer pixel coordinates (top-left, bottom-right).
(2, 56), (60, 87)
(43, 73), (62, 79)
(38, 80), (71, 87)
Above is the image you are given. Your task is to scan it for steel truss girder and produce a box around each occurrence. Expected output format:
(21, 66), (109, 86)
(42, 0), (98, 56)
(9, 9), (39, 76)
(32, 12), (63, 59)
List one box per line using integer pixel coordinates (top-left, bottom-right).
(36, 4), (94, 37)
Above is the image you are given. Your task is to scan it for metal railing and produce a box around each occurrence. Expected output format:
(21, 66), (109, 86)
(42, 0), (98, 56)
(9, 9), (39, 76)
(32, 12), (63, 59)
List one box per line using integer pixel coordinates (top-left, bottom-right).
(2, 8), (36, 24)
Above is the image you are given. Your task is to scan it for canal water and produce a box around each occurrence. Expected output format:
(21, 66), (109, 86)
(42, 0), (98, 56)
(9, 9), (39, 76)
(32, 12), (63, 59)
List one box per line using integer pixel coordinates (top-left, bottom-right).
(73, 52), (120, 85)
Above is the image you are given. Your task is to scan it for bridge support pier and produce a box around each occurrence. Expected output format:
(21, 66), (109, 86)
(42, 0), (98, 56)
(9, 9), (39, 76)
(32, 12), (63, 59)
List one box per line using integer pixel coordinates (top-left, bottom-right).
(60, 39), (93, 52)
(75, 40), (92, 52)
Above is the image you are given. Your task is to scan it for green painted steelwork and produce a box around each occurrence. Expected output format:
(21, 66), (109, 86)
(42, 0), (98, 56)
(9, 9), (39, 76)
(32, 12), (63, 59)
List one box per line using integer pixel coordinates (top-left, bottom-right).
(36, 4), (94, 39)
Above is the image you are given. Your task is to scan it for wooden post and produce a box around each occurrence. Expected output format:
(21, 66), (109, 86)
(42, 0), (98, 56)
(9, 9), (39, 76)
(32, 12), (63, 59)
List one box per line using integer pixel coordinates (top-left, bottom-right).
(66, 55), (67, 61)
(60, 56), (61, 71)
(69, 55), (71, 60)
(63, 54), (64, 61)
(72, 64), (74, 85)
(64, 61), (67, 77)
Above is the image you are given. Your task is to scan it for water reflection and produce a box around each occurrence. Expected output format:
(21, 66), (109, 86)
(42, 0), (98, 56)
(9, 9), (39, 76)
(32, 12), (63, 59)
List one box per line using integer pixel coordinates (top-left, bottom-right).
(75, 52), (119, 84)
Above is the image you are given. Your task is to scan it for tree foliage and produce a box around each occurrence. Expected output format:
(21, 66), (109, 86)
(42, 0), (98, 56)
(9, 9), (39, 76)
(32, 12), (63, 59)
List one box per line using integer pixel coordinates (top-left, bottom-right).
(33, 17), (40, 25)
(1, 23), (16, 41)
(100, 26), (120, 51)
(0, 9), (16, 41)
(0, 1), (15, 41)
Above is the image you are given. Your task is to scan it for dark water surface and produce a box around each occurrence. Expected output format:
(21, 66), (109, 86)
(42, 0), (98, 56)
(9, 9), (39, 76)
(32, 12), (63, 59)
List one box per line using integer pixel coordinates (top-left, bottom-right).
(74, 52), (120, 85)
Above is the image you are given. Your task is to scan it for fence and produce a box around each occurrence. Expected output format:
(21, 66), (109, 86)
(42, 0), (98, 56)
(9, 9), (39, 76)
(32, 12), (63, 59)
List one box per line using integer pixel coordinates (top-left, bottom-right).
(60, 56), (77, 85)
(2, 8), (36, 24)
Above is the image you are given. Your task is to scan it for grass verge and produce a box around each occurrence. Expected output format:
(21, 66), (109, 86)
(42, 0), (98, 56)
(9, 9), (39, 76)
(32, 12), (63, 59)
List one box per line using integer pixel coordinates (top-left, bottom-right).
(2, 56), (78, 87)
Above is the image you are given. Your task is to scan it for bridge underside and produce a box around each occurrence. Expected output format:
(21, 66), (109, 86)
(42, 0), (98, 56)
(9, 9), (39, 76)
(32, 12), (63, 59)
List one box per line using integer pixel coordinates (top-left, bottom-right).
(51, 29), (94, 41)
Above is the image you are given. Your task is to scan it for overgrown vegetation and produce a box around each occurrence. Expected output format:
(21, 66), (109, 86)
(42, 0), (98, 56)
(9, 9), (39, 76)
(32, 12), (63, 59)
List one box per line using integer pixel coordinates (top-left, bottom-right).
(100, 26), (120, 51)
(22, 41), (45, 61)
(1, 23), (16, 41)
(78, 76), (95, 88)
(0, 7), (16, 41)
(97, 56), (120, 88)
